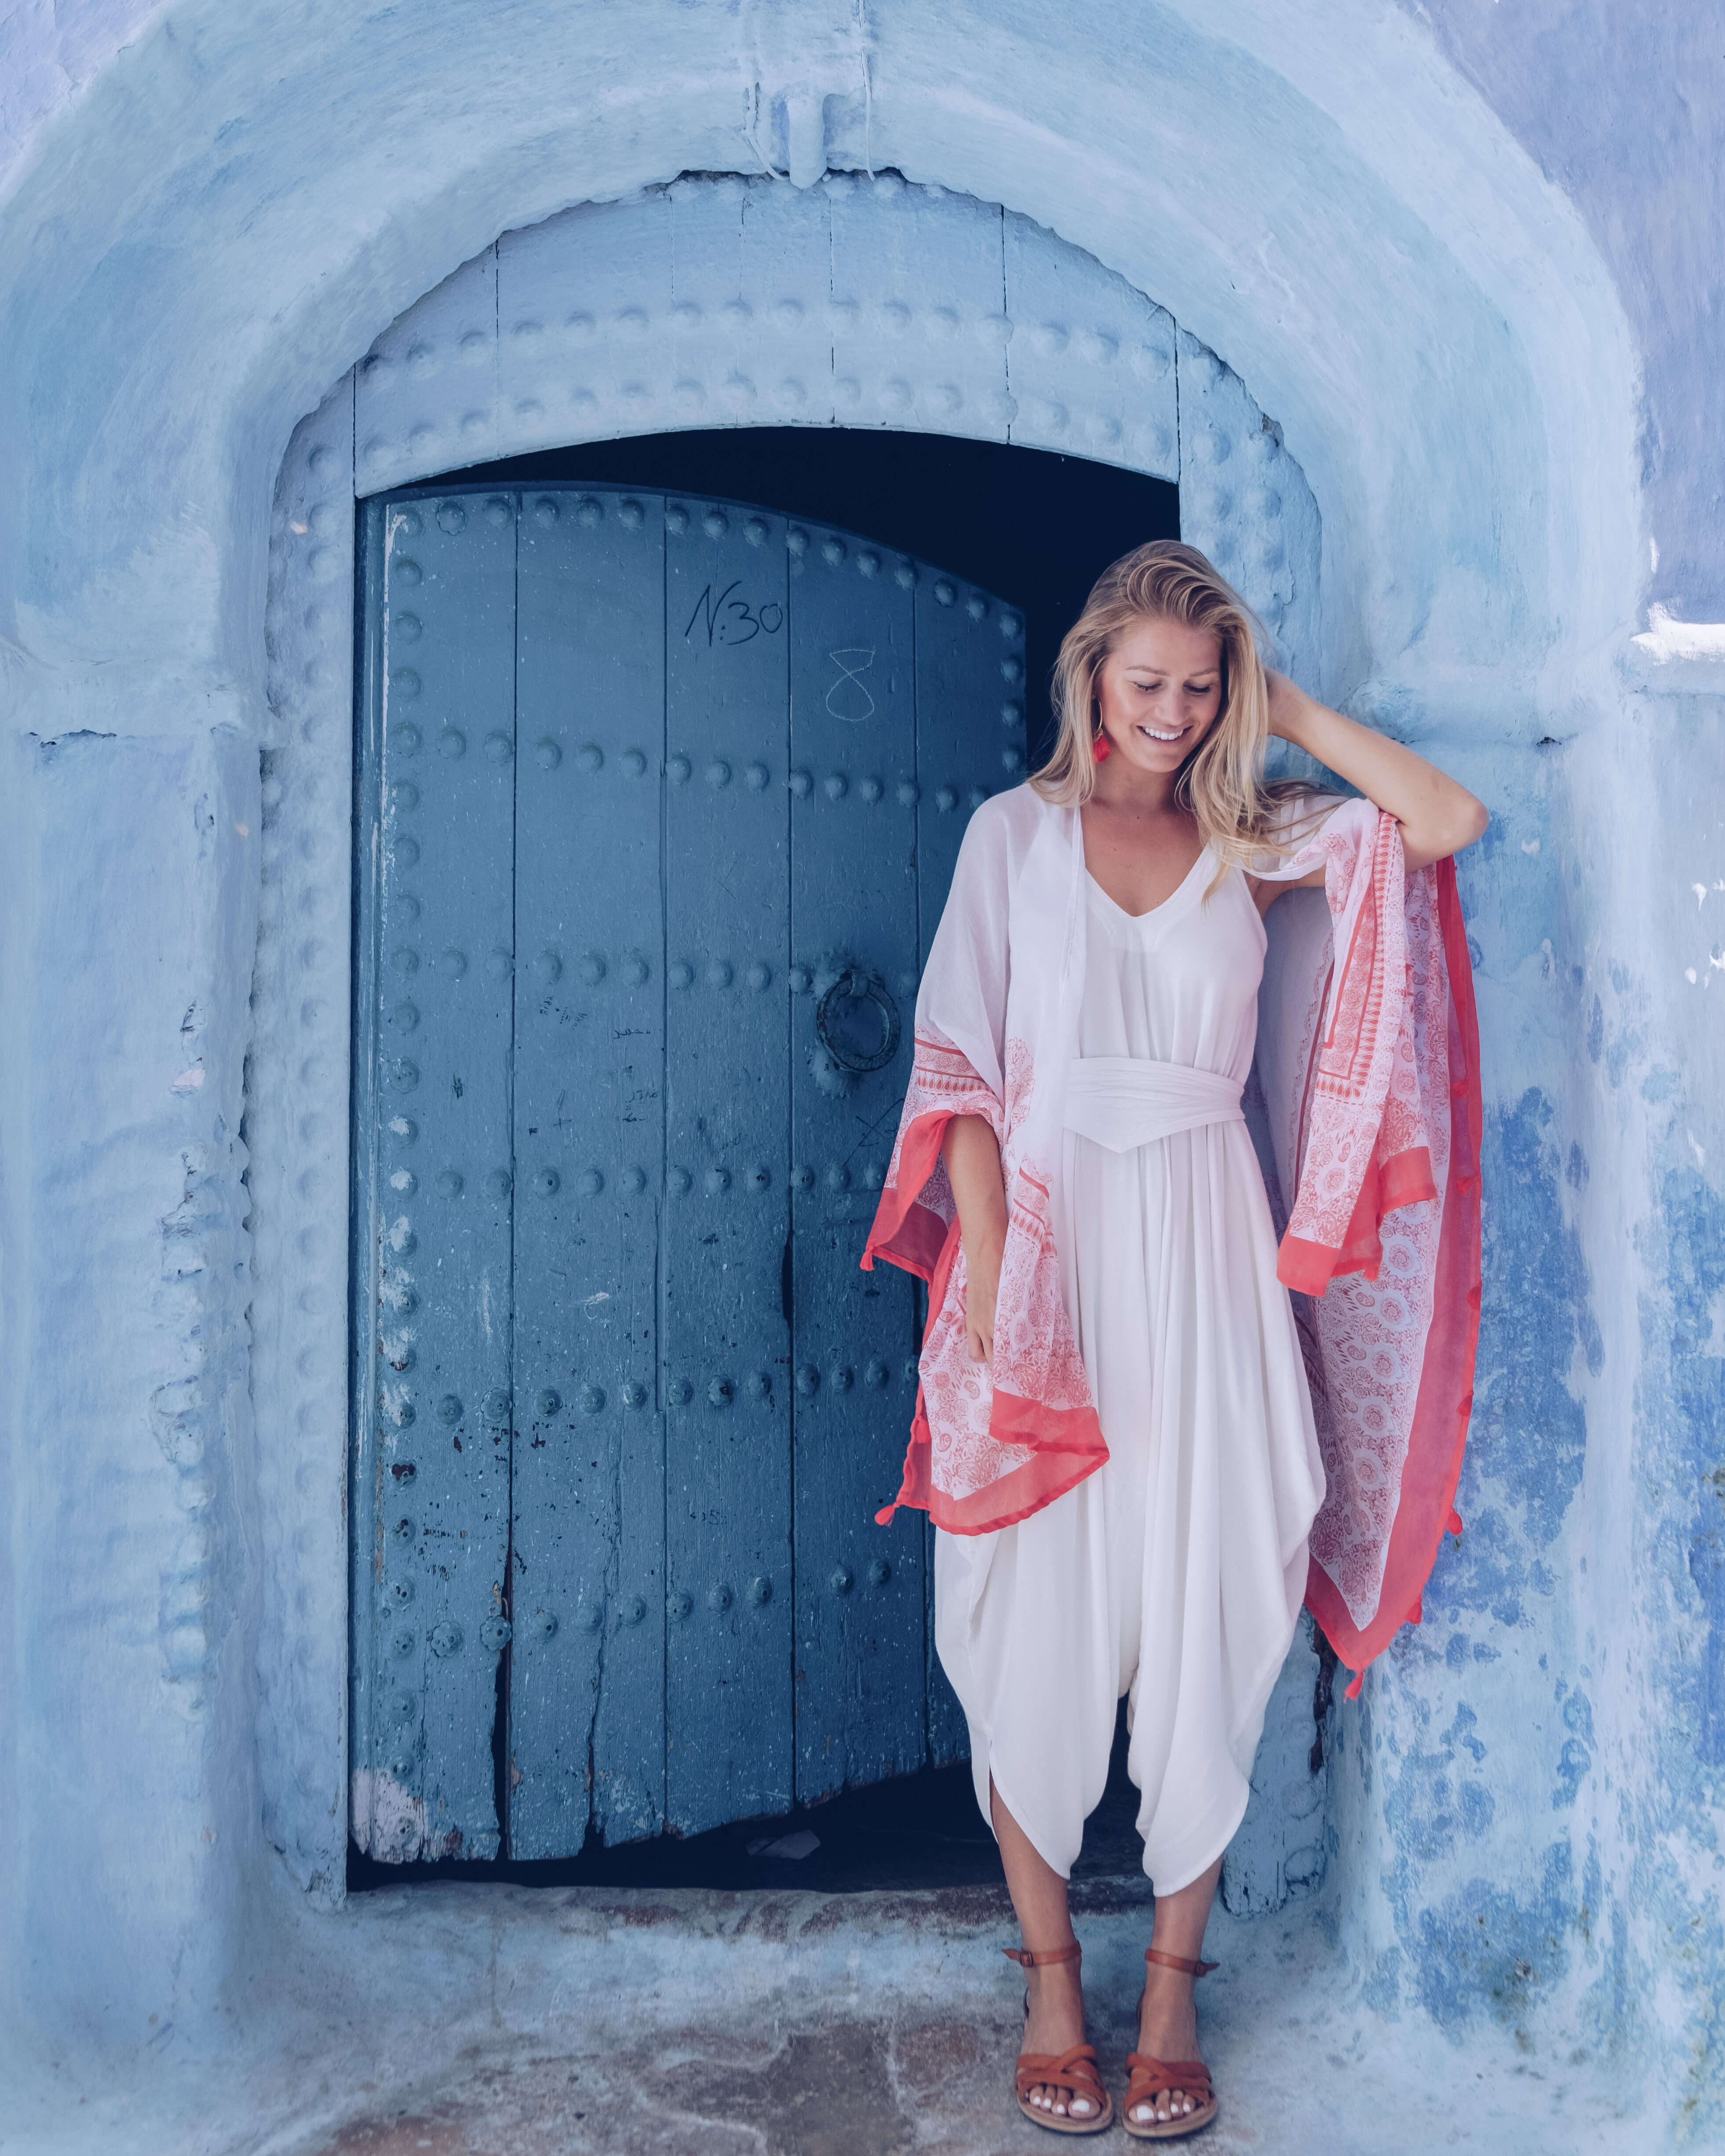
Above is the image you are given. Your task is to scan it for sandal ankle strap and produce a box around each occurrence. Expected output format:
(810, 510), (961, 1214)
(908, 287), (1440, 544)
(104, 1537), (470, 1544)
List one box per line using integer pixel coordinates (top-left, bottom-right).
(1145, 1946), (1218, 1978)
(1004, 1940), (1083, 1969)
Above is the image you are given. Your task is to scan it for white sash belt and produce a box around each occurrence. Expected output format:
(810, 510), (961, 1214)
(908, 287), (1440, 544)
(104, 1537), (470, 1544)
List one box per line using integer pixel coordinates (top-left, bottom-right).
(1063, 1056), (1245, 1153)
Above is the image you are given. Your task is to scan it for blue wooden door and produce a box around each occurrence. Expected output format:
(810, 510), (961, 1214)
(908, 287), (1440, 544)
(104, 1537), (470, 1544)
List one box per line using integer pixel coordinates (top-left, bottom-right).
(350, 486), (1023, 1863)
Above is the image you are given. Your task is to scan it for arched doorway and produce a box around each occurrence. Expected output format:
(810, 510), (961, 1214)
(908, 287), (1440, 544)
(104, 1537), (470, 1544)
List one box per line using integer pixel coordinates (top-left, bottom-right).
(261, 171), (1328, 1906)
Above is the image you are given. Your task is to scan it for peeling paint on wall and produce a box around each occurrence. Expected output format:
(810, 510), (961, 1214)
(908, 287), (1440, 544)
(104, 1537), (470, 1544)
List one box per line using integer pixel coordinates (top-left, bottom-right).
(1652, 1169), (1725, 1770)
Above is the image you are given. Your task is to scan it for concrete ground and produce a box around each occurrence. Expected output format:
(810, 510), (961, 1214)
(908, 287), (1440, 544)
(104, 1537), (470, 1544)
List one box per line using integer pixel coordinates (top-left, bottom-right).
(4, 1871), (1666, 2156)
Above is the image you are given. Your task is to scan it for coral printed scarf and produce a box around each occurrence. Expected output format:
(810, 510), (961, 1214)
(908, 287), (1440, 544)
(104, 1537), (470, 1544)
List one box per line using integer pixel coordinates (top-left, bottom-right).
(861, 785), (1481, 1696)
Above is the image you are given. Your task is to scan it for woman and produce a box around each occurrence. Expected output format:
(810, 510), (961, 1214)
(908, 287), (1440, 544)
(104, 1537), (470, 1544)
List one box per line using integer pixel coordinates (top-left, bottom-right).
(863, 542), (1486, 2139)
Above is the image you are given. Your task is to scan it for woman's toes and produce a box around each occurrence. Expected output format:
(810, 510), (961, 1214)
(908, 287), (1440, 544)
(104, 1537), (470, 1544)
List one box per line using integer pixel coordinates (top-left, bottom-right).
(1070, 2097), (1091, 2116)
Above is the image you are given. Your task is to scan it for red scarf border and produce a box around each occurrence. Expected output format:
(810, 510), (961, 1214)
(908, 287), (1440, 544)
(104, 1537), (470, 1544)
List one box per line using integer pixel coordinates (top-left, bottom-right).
(1303, 857), (1484, 1694)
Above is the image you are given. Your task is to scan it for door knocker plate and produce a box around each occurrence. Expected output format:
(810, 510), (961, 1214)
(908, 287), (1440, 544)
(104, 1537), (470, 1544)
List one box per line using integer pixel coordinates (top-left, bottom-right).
(814, 968), (901, 1076)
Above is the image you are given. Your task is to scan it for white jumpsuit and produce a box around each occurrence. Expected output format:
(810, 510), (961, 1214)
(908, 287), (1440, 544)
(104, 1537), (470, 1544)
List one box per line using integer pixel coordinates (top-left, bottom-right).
(933, 850), (1327, 1892)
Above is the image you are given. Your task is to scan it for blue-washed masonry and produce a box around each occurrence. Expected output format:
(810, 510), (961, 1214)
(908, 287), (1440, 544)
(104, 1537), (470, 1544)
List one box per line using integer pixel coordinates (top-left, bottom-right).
(0, 1), (1719, 2147)
(1324, 708), (1725, 2135)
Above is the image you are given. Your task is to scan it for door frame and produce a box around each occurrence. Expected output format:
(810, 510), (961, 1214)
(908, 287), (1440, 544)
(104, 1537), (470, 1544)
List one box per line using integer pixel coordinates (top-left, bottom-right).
(255, 171), (1324, 1901)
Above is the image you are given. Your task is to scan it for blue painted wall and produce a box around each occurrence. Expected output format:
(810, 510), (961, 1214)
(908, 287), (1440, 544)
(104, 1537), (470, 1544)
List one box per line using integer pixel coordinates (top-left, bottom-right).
(0, 1), (1719, 2142)
(1411, 0), (1725, 623)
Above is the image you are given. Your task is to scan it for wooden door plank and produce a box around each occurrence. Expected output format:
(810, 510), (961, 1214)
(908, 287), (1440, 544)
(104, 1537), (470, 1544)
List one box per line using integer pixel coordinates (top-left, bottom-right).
(788, 525), (926, 1806)
(913, 576), (1027, 947)
(912, 576), (1026, 1769)
(662, 497), (795, 1838)
(510, 488), (668, 1856)
(351, 490), (517, 1862)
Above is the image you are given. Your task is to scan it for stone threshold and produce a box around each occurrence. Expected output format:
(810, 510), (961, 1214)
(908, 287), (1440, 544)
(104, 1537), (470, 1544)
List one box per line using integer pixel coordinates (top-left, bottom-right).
(8, 1876), (1655, 2156)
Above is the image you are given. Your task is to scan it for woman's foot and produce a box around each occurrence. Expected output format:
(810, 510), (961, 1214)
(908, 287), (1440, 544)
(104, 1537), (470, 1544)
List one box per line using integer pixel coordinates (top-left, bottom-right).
(990, 1786), (1109, 2128)
(1018, 1950), (1101, 2120)
(1128, 1956), (1207, 2129)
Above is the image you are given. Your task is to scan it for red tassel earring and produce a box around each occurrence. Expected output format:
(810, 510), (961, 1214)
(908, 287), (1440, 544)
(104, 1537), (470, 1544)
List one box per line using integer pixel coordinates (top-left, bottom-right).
(1092, 722), (1112, 763)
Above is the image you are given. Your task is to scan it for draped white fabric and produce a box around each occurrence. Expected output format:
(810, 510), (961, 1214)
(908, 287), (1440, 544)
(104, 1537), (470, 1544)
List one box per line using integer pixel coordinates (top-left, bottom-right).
(935, 853), (1326, 1890)
(1062, 1055), (1245, 1153)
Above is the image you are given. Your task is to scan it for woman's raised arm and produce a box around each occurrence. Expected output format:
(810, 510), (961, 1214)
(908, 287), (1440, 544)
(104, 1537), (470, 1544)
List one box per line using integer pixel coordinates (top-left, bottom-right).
(1266, 670), (1488, 872)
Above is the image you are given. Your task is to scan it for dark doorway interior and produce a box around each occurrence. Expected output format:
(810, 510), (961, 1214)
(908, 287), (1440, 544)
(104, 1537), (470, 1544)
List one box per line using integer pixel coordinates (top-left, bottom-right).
(455, 428), (1181, 762)
(349, 1703), (1145, 1894)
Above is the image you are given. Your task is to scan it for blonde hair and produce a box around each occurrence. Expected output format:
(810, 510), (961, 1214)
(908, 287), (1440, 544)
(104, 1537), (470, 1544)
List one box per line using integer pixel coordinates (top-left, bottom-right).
(1031, 539), (1307, 878)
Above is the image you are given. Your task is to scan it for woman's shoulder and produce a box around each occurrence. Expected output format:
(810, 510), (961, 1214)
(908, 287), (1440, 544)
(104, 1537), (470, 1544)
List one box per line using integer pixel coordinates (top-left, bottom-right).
(967, 780), (1061, 850)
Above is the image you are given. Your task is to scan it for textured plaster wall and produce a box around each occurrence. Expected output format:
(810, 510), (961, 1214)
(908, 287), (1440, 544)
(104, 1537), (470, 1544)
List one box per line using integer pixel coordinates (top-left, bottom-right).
(0, 722), (262, 2037)
(0, 0), (1719, 2144)
(1405, 0), (1725, 629)
(1320, 692), (1725, 2128)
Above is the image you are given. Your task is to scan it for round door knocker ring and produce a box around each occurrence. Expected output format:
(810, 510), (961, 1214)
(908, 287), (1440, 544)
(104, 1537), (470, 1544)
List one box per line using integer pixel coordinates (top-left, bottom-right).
(814, 969), (902, 1075)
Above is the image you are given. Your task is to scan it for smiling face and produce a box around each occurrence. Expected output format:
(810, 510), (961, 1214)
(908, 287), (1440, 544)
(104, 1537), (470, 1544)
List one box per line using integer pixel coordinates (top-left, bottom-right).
(1094, 614), (1225, 773)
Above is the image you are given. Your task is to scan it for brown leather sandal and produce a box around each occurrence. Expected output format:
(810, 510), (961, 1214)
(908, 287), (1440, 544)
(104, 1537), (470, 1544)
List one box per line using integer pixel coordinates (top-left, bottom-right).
(1002, 1941), (1113, 2136)
(1122, 1946), (1220, 2141)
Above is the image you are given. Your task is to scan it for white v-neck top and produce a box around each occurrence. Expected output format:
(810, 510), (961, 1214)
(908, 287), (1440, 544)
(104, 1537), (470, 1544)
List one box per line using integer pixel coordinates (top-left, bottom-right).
(1077, 854), (1267, 1080)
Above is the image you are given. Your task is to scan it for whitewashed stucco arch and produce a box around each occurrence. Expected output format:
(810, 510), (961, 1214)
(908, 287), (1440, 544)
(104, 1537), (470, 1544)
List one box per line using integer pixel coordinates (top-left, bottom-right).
(0, 0), (1638, 743)
(256, 172), (1326, 1893)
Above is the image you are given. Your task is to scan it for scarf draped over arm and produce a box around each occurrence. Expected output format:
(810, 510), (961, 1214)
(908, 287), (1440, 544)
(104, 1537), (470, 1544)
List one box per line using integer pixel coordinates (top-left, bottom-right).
(1252, 797), (1483, 1695)
(863, 786), (1482, 1699)
(862, 791), (1108, 1532)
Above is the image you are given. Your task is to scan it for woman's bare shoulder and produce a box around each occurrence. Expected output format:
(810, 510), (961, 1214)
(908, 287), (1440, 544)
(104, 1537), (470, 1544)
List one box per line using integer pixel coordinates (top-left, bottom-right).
(959, 780), (1057, 866)
(977, 780), (1054, 838)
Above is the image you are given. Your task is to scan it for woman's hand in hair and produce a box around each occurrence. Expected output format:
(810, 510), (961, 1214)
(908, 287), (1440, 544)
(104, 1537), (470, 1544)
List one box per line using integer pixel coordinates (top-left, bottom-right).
(1263, 669), (1488, 871)
(1263, 667), (1310, 743)
(942, 1114), (1008, 1363)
